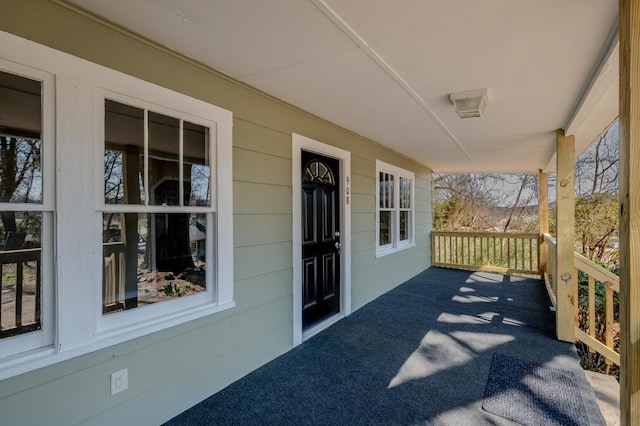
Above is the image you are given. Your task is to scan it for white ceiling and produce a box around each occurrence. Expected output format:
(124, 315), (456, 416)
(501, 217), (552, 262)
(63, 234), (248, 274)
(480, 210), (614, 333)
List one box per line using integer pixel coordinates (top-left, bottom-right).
(69, 0), (619, 173)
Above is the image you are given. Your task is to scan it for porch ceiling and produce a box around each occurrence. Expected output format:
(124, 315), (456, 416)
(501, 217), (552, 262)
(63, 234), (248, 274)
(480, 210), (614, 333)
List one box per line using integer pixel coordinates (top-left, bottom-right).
(68, 0), (619, 173)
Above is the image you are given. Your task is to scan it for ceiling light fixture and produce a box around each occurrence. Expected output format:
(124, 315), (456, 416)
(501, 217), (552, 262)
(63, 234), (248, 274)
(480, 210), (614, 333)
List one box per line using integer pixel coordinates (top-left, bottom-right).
(450, 88), (489, 119)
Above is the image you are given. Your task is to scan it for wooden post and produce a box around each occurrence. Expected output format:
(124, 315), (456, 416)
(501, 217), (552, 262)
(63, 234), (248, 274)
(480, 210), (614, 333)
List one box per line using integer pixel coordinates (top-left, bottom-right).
(619, 0), (640, 422)
(556, 129), (575, 343)
(538, 170), (549, 276)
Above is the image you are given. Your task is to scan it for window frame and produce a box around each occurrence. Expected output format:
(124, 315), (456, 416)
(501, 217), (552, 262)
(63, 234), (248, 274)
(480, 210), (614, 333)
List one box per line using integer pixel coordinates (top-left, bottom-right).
(94, 88), (233, 338)
(0, 60), (56, 360)
(375, 160), (415, 257)
(0, 31), (234, 379)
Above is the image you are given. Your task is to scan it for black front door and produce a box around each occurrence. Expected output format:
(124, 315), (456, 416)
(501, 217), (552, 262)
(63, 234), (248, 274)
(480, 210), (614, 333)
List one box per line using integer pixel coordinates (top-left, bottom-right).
(301, 150), (341, 328)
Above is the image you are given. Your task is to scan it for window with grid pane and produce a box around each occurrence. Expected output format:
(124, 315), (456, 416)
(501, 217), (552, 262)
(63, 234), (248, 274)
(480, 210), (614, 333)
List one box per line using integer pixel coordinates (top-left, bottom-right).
(100, 95), (216, 316)
(376, 161), (414, 257)
(0, 65), (54, 358)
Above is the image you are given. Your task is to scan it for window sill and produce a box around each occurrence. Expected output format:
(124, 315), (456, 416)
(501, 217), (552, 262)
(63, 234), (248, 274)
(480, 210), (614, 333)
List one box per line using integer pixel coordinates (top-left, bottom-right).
(375, 243), (416, 258)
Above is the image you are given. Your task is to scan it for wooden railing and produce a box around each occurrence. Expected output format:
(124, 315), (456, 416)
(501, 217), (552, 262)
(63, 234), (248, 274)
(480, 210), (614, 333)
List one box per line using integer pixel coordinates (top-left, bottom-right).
(541, 233), (619, 367)
(431, 231), (539, 275)
(0, 248), (41, 338)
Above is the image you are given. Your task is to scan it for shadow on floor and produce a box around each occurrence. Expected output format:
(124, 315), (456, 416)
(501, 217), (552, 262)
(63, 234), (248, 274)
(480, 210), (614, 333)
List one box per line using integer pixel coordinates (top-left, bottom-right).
(166, 267), (605, 425)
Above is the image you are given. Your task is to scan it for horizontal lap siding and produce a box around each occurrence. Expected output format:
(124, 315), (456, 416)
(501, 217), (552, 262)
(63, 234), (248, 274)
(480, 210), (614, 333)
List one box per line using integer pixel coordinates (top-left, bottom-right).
(0, 1), (432, 424)
(350, 154), (431, 310)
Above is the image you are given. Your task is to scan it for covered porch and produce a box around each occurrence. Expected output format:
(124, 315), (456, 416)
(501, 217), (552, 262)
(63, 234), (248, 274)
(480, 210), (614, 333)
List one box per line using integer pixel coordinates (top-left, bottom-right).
(0, 1), (638, 424)
(167, 267), (604, 425)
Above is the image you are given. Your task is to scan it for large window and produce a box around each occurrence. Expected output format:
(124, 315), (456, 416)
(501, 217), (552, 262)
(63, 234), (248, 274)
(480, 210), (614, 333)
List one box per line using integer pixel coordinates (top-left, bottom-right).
(101, 98), (213, 315)
(98, 91), (232, 333)
(0, 64), (55, 358)
(376, 160), (414, 257)
(0, 28), (233, 379)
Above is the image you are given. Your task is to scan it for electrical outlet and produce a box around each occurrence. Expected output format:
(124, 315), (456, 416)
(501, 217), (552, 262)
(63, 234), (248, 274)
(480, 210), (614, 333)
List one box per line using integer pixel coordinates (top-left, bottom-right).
(110, 368), (128, 396)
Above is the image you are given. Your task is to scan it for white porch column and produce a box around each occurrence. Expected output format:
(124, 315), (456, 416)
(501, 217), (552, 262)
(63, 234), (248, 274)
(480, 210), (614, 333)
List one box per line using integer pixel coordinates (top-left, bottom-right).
(619, 0), (640, 422)
(556, 129), (575, 343)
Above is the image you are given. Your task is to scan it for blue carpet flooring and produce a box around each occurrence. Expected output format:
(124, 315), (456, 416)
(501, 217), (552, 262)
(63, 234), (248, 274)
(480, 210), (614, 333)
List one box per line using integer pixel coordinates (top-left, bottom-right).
(166, 267), (605, 425)
(483, 353), (590, 425)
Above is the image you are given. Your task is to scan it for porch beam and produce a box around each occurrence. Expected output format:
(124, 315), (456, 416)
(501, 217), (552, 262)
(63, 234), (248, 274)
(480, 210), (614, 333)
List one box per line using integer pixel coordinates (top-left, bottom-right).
(538, 170), (549, 275)
(556, 129), (575, 343)
(619, 0), (640, 423)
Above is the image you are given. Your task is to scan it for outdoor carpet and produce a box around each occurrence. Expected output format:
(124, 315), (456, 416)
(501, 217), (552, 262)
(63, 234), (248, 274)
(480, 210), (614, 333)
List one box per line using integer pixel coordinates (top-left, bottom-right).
(166, 268), (605, 425)
(483, 353), (590, 426)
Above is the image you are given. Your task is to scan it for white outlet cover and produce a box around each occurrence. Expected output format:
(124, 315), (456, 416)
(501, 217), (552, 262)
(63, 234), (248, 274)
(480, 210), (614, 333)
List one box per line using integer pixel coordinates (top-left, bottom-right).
(110, 368), (128, 396)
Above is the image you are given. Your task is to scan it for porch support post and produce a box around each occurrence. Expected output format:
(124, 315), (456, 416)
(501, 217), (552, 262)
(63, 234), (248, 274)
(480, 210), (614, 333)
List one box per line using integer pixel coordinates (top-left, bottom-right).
(556, 129), (575, 343)
(538, 169), (548, 275)
(619, 0), (640, 422)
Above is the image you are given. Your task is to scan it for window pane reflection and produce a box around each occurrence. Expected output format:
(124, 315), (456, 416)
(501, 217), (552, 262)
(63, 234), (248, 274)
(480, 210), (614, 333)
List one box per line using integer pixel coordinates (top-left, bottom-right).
(0, 211), (42, 337)
(104, 100), (145, 204)
(149, 112), (180, 206)
(0, 71), (42, 204)
(379, 211), (391, 246)
(399, 211), (408, 241)
(184, 121), (211, 206)
(102, 212), (207, 315)
(400, 177), (411, 209)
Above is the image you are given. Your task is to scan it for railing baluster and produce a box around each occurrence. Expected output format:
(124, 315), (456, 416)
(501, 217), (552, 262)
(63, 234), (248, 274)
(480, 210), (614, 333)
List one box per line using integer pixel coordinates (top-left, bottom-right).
(444, 235), (451, 263)
(486, 236), (490, 265)
(492, 236), (496, 267)
(0, 262), (3, 329)
(35, 256), (41, 324)
(461, 236), (465, 265)
(588, 276), (596, 352)
(15, 261), (23, 327)
(465, 236), (468, 266)
(573, 266), (579, 329)
(605, 283), (614, 371)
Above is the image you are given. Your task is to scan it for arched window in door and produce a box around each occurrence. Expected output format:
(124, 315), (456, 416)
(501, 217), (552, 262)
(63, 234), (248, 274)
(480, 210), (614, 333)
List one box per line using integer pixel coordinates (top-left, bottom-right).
(303, 159), (335, 185)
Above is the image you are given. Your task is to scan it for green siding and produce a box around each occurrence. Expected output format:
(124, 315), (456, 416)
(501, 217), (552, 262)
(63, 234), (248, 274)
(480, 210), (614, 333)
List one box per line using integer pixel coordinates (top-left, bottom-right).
(234, 269), (293, 314)
(234, 214), (292, 248)
(0, 1), (433, 424)
(234, 242), (292, 281)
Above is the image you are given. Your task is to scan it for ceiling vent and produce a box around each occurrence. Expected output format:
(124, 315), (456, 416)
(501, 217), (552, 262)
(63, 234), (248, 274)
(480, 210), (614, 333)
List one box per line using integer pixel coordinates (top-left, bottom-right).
(450, 88), (489, 118)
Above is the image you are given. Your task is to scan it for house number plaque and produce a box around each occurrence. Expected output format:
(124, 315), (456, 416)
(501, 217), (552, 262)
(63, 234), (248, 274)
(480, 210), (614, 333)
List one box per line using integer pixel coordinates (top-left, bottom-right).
(345, 176), (350, 204)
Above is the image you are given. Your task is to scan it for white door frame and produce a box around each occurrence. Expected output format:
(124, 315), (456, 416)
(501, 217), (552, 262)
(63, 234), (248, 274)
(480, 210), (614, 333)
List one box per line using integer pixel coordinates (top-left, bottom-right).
(292, 133), (351, 346)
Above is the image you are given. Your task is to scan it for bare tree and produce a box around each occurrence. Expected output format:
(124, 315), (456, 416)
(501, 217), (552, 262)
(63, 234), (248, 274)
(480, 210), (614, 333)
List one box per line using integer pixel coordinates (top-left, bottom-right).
(575, 123), (619, 197)
(0, 136), (41, 236)
(433, 172), (539, 232)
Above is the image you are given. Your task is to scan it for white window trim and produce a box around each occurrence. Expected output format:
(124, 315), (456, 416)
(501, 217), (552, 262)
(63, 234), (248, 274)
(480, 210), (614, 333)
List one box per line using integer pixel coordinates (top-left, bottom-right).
(0, 59), (55, 360)
(0, 30), (234, 380)
(95, 90), (227, 336)
(90, 60), (235, 341)
(375, 160), (415, 257)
